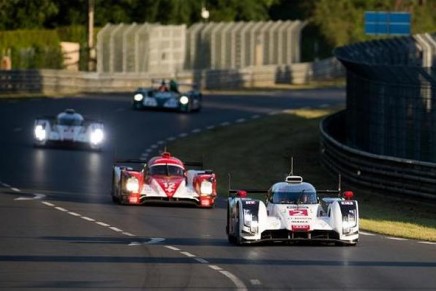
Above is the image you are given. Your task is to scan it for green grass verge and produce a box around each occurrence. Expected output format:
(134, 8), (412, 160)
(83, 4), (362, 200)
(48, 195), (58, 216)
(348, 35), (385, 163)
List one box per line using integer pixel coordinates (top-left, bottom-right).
(167, 107), (436, 242)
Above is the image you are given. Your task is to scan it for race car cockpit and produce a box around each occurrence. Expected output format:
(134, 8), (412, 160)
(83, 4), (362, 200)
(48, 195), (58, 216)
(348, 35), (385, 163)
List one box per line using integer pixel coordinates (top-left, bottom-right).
(270, 190), (317, 204)
(149, 164), (185, 176)
(57, 109), (84, 126)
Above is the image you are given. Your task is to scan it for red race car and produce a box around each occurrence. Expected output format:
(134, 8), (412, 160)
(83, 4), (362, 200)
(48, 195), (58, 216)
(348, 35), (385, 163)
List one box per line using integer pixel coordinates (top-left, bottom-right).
(111, 152), (217, 208)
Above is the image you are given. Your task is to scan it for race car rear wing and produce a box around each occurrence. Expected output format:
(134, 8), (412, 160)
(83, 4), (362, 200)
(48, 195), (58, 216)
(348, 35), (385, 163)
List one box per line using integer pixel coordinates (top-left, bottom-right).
(114, 159), (147, 164)
(151, 79), (199, 89)
(114, 159), (205, 169)
(184, 161), (203, 168)
(317, 174), (342, 196)
(228, 189), (267, 199)
(227, 173), (268, 197)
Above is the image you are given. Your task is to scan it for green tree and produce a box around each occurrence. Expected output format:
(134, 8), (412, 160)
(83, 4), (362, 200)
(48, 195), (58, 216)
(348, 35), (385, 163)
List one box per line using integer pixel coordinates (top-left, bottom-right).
(0, 0), (58, 30)
(206, 0), (275, 22)
(311, 0), (436, 47)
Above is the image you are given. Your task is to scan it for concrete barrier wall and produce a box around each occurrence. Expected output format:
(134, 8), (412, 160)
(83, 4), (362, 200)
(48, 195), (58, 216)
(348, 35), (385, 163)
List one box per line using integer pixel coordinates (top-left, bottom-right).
(0, 58), (344, 95)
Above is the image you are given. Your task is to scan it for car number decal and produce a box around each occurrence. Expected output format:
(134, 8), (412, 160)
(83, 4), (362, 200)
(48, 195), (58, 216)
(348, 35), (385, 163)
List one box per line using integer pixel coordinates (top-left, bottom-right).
(289, 209), (308, 216)
(162, 182), (176, 192)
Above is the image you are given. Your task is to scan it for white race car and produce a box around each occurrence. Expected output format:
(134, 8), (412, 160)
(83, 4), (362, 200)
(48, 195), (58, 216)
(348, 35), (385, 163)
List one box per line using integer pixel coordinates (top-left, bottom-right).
(33, 109), (105, 150)
(226, 175), (359, 245)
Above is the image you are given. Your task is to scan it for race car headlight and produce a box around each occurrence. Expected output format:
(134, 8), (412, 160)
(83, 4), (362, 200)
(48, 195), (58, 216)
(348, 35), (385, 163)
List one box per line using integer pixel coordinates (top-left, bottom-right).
(249, 220), (259, 233)
(343, 210), (357, 224)
(125, 177), (139, 193)
(200, 180), (213, 195)
(342, 211), (358, 233)
(243, 212), (258, 234)
(179, 95), (189, 105)
(34, 125), (46, 140)
(134, 93), (144, 102)
(90, 128), (104, 144)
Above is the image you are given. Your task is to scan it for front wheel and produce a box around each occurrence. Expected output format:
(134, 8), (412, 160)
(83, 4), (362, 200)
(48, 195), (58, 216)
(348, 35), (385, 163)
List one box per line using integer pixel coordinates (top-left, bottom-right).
(111, 173), (121, 204)
(180, 103), (192, 113)
(132, 103), (143, 110)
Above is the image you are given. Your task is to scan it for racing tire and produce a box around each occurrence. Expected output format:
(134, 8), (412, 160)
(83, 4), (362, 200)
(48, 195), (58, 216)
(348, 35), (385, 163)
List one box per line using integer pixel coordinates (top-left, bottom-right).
(193, 103), (202, 113)
(180, 101), (192, 113)
(193, 95), (202, 112)
(228, 234), (236, 244)
(112, 195), (120, 204)
(336, 240), (358, 247)
(111, 174), (120, 204)
(235, 225), (244, 245)
(33, 141), (46, 148)
(234, 212), (245, 246)
(132, 103), (143, 110)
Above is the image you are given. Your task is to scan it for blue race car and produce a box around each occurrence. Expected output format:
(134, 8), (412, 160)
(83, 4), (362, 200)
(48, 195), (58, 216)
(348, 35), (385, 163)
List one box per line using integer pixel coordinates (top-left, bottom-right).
(132, 80), (202, 113)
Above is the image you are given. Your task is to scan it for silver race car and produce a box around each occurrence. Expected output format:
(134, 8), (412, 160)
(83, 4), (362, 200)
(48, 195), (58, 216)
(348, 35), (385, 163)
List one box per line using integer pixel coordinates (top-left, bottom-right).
(132, 79), (202, 113)
(33, 109), (105, 150)
(226, 174), (359, 246)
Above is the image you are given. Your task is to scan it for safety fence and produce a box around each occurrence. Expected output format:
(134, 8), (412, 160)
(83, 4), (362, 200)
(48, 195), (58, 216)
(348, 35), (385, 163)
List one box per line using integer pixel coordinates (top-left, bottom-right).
(97, 21), (307, 74)
(320, 32), (436, 199)
(320, 111), (436, 200)
(335, 33), (436, 163)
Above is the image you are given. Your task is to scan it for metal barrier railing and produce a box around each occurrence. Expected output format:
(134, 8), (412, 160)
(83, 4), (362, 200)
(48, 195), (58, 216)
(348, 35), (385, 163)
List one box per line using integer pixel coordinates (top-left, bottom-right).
(334, 33), (436, 163)
(320, 110), (436, 200)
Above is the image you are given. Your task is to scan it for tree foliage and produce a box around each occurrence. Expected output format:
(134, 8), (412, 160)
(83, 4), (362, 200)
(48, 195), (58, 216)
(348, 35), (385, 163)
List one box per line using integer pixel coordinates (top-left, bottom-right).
(310, 0), (436, 47)
(0, 0), (435, 63)
(0, 0), (58, 30)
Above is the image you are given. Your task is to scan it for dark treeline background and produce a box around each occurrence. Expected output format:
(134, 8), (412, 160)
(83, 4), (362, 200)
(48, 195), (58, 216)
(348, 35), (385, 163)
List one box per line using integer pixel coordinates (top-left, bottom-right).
(0, 0), (434, 69)
(1, 0), (435, 47)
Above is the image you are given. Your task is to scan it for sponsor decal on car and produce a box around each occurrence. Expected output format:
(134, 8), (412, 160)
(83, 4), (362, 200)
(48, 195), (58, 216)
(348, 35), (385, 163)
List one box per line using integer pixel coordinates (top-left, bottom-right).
(289, 209), (308, 216)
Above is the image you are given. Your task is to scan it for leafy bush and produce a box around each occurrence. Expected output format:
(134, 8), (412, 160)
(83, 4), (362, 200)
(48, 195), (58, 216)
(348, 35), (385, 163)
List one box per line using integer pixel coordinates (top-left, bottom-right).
(0, 29), (63, 69)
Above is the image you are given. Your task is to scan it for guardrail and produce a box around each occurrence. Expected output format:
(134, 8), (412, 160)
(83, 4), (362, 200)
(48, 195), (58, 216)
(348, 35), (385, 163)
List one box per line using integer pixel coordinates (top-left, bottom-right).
(320, 111), (436, 200)
(0, 58), (344, 95)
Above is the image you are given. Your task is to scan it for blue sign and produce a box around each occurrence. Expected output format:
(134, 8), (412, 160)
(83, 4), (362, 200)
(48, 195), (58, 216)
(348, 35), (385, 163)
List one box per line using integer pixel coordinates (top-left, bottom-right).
(365, 11), (411, 35)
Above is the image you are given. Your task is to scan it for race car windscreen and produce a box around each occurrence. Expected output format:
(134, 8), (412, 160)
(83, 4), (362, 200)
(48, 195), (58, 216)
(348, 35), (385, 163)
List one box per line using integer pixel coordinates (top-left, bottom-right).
(149, 165), (184, 176)
(57, 116), (83, 126)
(271, 191), (317, 204)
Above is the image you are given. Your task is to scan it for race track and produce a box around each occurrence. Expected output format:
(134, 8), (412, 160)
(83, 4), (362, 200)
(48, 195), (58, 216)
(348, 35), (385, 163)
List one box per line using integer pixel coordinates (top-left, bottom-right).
(0, 89), (435, 290)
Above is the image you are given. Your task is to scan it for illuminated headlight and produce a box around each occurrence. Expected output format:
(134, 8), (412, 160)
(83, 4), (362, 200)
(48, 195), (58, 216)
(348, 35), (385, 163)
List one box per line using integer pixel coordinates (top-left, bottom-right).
(200, 180), (213, 195)
(179, 95), (189, 105)
(342, 213), (358, 234)
(343, 211), (357, 224)
(243, 212), (252, 227)
(90, 128), (104, 144)
(243, 213), (258, 234)
(34, 125), (46, 141)
(134, 93), (144, 101)
(249, 220), (259, 233)
(125, 177), (139, 192)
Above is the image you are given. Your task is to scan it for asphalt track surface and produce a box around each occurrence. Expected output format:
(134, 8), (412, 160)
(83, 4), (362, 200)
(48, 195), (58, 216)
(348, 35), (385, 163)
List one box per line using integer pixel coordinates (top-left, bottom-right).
(0, 89), (435, 290)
